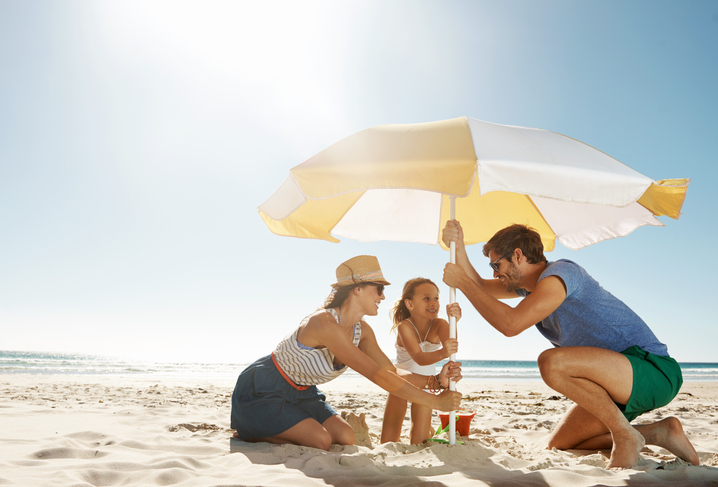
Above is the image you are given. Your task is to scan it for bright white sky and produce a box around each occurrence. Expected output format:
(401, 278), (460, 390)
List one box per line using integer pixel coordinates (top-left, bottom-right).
(1, 0), (716, 364)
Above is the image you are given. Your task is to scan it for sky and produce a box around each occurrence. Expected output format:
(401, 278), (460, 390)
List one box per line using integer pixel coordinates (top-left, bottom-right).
(1, 0), (717, 364)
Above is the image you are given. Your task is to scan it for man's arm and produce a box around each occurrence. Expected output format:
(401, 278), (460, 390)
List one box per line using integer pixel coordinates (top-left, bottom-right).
(444, 264), (567, 337)
(443, 220), (516, 300)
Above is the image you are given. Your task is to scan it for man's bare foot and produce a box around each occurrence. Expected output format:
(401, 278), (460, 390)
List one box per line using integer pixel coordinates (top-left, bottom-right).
(639, 417), (699, 466)
(607, 427), (645, 469)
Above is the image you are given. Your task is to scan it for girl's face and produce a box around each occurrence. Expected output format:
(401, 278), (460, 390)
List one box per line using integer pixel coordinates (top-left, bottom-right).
(406, 283), (440, 320)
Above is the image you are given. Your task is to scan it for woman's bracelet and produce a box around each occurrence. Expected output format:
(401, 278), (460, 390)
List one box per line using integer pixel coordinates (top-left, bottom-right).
(427, 374), (445, 393)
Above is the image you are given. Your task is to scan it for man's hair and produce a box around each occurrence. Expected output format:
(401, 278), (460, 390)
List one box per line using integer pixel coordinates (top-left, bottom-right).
(482, 224), (548, 264)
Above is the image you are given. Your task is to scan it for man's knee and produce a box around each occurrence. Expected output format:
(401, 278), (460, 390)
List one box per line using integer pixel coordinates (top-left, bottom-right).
(537, 348), (567, 384)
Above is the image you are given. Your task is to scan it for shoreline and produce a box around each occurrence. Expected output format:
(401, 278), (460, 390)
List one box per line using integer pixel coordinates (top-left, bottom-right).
(1, 374), (717, 486)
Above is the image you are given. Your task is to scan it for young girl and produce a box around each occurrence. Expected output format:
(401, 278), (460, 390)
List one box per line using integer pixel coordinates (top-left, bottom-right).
(380, 278), (461, 444)
(231, 256), (462, 450)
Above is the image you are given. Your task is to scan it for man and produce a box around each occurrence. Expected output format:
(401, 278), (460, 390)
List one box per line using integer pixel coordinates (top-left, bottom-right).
(442, 220), (698, 469)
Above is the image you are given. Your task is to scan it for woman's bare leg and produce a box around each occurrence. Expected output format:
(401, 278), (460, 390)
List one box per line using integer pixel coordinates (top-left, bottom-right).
(322, 414), (355, 446)
(240, 417), (335, 450)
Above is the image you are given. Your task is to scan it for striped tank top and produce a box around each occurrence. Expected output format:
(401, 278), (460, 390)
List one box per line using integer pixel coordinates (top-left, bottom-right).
(272, 308), (362, 387)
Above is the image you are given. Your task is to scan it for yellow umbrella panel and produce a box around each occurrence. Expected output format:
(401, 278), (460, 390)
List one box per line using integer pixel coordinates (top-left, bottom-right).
(259, 117), (688, 250)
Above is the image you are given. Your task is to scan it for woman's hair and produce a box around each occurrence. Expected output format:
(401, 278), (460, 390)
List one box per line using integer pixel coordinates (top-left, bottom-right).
(482, 224), (547, 264)
(323, 283), (362, 309)
(390, 278), (438, 332)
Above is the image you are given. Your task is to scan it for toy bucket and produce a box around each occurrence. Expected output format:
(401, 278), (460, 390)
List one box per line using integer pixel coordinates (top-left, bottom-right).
(438, 411), (476, 436)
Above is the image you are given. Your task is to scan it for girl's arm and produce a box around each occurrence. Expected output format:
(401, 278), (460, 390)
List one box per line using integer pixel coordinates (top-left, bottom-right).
(435, 302), (461, 358)
(397, 320), (455, 366)
(314, 314), (461, 411)
(436, 319), (458, 358)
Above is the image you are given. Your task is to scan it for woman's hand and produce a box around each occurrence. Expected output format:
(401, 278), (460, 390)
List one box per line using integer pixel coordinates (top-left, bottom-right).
(442, 338), (458, 359)
(438, 360), (462, 388)
(435, 388), (462, 411)
(446, 302), (462, 323)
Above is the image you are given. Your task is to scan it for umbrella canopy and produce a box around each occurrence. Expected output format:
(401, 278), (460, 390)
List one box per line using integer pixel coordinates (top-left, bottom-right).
(259, 117), (688, 251)
(259, 116), (689, 445)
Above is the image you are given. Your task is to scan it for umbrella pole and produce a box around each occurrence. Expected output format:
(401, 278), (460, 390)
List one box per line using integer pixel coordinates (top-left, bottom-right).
(449, 197), (457, 445)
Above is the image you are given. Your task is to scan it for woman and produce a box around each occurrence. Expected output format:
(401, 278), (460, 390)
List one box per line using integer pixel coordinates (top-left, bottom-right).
(231, 255), (462, 450)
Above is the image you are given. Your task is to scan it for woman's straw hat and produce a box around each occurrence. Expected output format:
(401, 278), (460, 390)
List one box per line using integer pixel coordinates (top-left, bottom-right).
(331, 255), (391, 290)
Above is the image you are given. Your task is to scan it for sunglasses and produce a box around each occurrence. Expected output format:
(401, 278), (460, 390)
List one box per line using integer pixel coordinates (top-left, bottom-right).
(369, 283), (385, 296)
(489, 251), (513, 272)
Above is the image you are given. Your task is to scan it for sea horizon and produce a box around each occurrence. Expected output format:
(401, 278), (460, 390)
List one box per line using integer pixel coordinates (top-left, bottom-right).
(2, 349), (717, 381)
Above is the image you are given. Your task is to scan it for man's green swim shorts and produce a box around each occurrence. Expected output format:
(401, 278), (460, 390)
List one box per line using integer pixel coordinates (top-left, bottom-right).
(618, 345), (683, 422)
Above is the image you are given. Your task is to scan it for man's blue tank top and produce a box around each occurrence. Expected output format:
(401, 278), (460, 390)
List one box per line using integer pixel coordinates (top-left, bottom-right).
(516, 259), (669, 356)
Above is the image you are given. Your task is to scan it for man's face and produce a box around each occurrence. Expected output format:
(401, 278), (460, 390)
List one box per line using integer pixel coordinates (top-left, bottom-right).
(488, 250), (523, 292)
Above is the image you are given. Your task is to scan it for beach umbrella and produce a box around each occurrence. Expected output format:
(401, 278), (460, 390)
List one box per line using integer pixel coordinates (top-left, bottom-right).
(258, 116), (689, 444)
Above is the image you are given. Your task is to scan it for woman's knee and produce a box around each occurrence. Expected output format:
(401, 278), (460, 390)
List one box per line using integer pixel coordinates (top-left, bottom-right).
(334, 422), (355, 446)
(285, 420), (335, 450)
(324, 415), (355, 446)
(302, 428), (333, 450)
(319, 435), (335, 451)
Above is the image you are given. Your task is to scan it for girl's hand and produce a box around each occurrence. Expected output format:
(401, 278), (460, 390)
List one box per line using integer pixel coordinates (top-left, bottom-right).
(446, 303), (462, 322)
(435, 389), (462, 412)
(442, 338), (458, 358)
(438, 360), (462, 388)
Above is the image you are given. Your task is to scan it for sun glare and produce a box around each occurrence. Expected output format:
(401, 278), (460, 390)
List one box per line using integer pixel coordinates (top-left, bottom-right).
(96, 0), (357, 152)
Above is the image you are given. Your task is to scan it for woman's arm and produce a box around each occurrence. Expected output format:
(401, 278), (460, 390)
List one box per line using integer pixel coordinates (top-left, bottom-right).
(316, 317), (461, 411)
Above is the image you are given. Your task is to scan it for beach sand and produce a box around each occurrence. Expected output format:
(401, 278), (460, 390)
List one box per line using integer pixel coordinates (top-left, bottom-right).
(1, 374), (717, 486)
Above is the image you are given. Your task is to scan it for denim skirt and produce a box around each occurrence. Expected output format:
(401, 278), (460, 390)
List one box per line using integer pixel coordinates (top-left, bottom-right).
(230, 355), (337, 440)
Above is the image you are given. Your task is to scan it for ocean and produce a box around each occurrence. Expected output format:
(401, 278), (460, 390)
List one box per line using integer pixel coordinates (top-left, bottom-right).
(2, 350), (717, 380)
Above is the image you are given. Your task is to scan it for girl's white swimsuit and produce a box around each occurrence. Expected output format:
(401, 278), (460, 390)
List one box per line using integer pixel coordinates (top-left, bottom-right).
(394, 318), (442, 376)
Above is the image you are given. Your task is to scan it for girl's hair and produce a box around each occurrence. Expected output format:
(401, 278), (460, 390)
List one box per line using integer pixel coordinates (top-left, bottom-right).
(390, 278), (438, 332)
